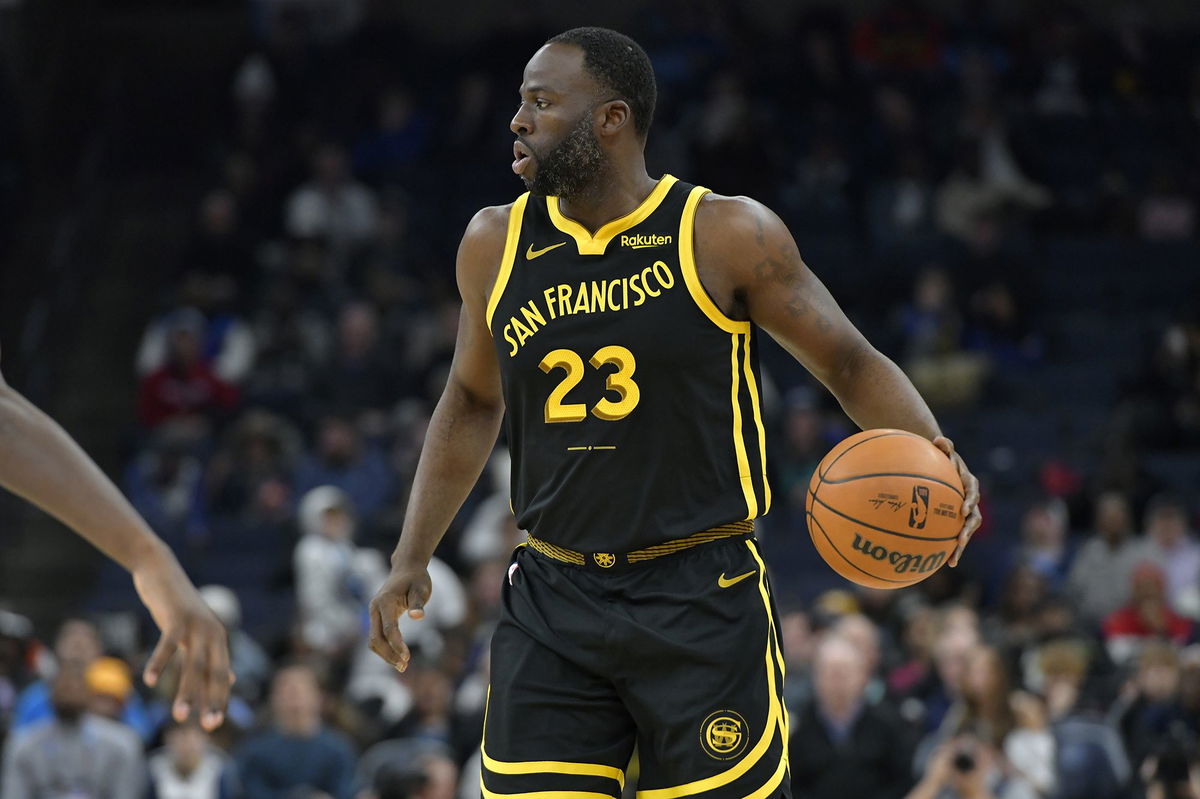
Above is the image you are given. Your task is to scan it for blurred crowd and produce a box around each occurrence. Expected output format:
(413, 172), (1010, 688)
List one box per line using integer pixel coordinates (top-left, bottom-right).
(3, 0), (1200, 797)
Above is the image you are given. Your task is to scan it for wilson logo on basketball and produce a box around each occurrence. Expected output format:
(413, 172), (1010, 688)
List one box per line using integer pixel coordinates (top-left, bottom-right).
(852, 533), (946, 575)
(909, 485), (930, 529)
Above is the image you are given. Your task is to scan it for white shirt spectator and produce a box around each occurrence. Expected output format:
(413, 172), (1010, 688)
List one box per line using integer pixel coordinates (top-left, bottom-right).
(294, 486), (388, 653)
(148, 745), (231, 799)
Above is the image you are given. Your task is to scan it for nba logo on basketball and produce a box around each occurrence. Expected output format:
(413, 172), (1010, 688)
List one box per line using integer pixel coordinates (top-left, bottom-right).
(909, 486), (930, 529)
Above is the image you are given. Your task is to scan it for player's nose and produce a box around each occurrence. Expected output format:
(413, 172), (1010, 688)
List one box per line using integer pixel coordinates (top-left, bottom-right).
(510, 107), (532, 137)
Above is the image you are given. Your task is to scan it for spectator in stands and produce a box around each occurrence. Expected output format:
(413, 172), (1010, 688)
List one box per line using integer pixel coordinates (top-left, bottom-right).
(1141, 494), (1200, 617)
(780, 608), (816, 716)
(358, 749), (457, 799)
(124, 423), (210, 550)
(934, 133), (1050, 250)
(1069, 491), (1146, 628)
(244, 279), (333, 420)
(294, 413), (394, 521)
(353, 86), (431, 187)
(866, 147), (936, 245)
(235, 662), (356, 799)
(852, 0), (944, 74)
(1037, 641), (1132, 799)
(986, 564), (1049, 656)
(286, 143), (379, 268)
(898, 266), (988, 409)
(1112, 642), (1190, 782)
(834, 613), (887, 703)
(148, 718), (237, 799)
(12, 618), (152, 740)
(137, 309), (239, 431)
(294, 486), (387, 656)
(387, 665), (455, 747)
(180, 188), (255, 296)
(916, 645), (1056, 799)
(313, 301), (399, 419)
(965, 280), (1043, 370)
(206, 409), (301, 521)
(200, 585), (273, 704)
(1, 664), (146, 798)
(886, 602), (937, 702)
(137, 302), (256, 386)
(1137, 166), (1197, 241)
(1103, 562), (1193, 666)
(1013, 498), (1074, 590)
(85, 655), (135, 723)
(790, 635), (916, 799)
(774, 388), (829, 512)
(912, 616), (981, 733)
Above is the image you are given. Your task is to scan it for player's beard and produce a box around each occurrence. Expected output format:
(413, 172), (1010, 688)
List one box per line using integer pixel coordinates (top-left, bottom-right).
(527, 112), (607, 199)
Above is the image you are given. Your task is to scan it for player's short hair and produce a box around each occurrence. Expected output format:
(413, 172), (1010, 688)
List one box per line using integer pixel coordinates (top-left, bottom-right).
(547, 27), (657, 138)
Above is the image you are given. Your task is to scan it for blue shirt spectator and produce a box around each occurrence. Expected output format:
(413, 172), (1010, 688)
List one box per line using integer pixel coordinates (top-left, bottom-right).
(236, 662), (357, 799)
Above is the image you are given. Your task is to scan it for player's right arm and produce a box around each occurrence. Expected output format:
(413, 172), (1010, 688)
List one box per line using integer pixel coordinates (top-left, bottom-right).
(368, 205), (509, 671)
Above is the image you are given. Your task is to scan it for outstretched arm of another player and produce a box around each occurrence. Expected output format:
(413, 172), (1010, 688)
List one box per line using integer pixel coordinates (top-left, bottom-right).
(0, 349), (231, 728)
(694, 196), (981, 565)
(368, 207), (509, 671)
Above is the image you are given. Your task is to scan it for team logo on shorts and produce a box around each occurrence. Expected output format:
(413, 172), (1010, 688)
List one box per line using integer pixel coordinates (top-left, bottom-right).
(593, 553), (616, 568)
(700, 710), (749, 760)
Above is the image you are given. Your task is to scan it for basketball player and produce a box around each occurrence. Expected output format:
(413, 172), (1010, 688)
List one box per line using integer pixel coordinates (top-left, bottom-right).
(0, 347), (231, 731)
(369, 28), (981, 798)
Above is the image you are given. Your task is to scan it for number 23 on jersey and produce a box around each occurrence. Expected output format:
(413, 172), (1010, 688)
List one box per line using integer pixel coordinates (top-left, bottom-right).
(538, 345), (640, 423)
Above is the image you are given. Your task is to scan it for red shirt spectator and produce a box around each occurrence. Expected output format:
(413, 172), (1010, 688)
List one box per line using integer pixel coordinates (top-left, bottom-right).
(1103, 562), (1192, 666)
(138, 317), (238, 428)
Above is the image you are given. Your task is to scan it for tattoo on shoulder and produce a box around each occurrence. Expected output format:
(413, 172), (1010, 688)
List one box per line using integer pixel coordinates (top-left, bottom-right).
(749, 227), (832, 331)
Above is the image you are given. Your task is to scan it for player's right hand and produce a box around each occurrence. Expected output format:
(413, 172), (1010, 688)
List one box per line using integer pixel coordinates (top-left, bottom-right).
(368, 565), (432, 671)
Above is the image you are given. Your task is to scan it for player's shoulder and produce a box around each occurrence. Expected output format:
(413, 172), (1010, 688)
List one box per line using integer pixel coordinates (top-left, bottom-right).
(694, 192), (790, 254)
(460, 199), (522, 257)
(696, 192), (781, 226)
(457, 198), (524, 300)
(465, 201), (517, 238)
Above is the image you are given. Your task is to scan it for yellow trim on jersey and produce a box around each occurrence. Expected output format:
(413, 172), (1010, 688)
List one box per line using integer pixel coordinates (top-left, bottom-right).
(678, 186), (750, 334)
(481, 787), (615, 799)
(635, 544), (784, 799)
(486, 193), (531, 332)
(742, 336), (772, 514)
(547, 175), (678, 255)
(480, 688), (627, 792)
(729, 334), (758, 520)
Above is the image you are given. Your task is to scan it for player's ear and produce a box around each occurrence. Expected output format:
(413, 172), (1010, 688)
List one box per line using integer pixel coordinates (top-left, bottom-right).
(597, 100), (631, 138)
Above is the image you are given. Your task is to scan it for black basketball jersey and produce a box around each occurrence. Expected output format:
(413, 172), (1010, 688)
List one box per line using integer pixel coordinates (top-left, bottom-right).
(486, 175), (771, 552)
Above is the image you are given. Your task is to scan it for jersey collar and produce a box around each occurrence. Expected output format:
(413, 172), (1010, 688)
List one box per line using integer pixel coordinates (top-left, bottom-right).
(546, 175), (678, 256)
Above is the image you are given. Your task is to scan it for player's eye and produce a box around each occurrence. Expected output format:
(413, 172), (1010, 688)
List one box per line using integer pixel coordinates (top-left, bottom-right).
(535, 98), (550, 110)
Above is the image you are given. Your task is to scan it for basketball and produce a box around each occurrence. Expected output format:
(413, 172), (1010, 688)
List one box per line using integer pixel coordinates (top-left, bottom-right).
(807, 429), (964, 589)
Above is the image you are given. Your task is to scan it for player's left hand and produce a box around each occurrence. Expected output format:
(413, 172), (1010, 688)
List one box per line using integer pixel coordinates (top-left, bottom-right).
(933, 435), (981, 568)
(133, 544), (233, 731)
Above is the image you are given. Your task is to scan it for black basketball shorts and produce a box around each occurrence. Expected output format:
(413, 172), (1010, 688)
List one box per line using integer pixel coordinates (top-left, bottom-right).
(480, 535), (790, 798)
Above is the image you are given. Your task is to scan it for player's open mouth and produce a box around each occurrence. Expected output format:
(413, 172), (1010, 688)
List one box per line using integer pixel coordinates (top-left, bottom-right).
(513, 141), (533, 176)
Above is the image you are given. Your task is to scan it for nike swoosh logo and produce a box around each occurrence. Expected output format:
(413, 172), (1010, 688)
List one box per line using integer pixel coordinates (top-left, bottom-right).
(717, 570), (757, 588)
(526, 242), (566, 260)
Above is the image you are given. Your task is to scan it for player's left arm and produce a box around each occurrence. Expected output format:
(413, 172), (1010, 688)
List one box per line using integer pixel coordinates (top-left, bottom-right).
(0, 346), (232, 727)
(694, 195), (981, 564)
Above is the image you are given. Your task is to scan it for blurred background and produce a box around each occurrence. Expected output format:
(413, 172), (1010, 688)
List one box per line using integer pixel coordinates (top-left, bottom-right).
(1, 0), (1199, 797)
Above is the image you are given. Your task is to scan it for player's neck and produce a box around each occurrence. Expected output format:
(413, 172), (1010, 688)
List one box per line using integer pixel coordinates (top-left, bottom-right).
(556, 162), (658, 235)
